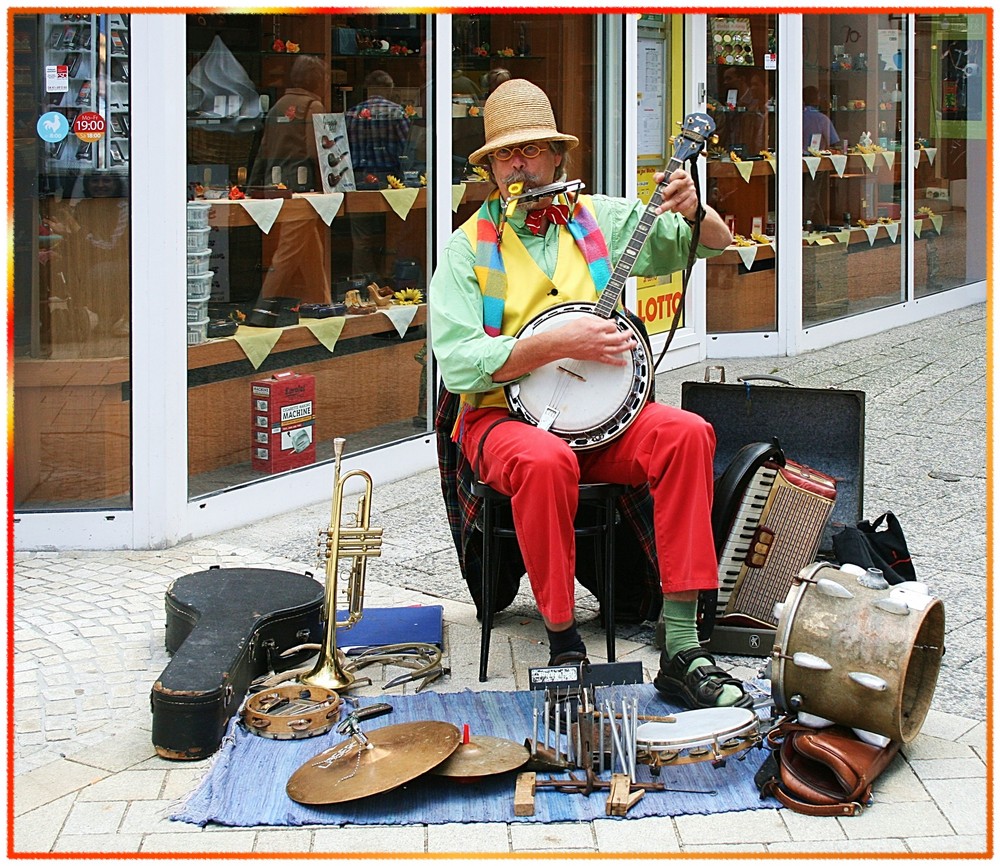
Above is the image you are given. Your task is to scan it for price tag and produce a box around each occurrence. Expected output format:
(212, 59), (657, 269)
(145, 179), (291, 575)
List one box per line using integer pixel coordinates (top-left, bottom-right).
(764, 52), (777, 71)
(73, 111), (106, 142)
(45, 64), (69, 93)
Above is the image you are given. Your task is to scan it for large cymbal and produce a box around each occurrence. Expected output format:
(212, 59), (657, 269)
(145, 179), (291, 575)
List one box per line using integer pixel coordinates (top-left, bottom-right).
(286, 720), (461, 805)
(431, 734), (530, 778)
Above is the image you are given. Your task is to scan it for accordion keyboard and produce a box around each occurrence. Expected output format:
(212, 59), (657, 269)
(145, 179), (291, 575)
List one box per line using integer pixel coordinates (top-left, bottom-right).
(715, 460), (836, 629)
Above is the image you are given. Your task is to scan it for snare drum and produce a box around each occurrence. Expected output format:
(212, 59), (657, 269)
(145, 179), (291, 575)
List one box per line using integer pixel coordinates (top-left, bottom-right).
(241, 684), (342, 740)
(772, 562), (945, 743)
(635, 706), (760, 767)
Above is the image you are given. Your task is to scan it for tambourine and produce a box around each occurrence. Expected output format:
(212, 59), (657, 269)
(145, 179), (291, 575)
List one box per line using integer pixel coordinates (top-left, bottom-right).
(635, 706), (760, 768)
(241, 685), (342, 740)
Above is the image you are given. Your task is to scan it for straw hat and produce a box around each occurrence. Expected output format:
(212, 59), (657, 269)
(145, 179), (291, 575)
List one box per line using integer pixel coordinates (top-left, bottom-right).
(467, 79), (579, 166)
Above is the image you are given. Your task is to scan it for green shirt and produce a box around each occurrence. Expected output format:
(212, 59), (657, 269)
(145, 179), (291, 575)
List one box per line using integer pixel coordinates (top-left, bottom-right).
(428, 194), (724, 396)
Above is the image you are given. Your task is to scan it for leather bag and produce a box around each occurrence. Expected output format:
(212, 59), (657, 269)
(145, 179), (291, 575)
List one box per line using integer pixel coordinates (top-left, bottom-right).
(756, 722), (901, 816)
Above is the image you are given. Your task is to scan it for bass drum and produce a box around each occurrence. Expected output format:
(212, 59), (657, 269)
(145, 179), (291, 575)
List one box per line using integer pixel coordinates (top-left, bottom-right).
(772, 562), (945, 743)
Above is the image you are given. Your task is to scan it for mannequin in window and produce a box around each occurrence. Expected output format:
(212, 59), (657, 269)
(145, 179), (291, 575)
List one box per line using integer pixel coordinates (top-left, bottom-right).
(253, 54), (332, 305)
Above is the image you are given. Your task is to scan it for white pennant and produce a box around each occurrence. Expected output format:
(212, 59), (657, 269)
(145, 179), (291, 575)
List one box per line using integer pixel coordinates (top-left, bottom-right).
(865, 225), (879, 246)
(914, 219), (923, 237)
(861, 153), (878, 173)
(829, 154), (848, 178)
(885, 222), (899, 243)
(931, 214), (944, 234)
(736, 245), (758, 269)
(925, 147), (937, 166)
(881, 151), (896, 172)
(803, 156), (821, 180)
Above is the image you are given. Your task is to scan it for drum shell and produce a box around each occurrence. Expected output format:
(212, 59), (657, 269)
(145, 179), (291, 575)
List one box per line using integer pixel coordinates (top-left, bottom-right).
(772, 564), (944, 743)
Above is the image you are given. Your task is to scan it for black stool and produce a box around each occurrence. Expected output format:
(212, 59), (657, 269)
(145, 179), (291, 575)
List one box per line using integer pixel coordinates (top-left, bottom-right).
(472, 480), (627, 682)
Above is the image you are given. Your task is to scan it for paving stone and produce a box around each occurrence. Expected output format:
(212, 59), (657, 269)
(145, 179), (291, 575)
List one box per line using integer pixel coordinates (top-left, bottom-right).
(61, 800), (128, 835)
(311, 825), (427, 853)
(837, 800), (954, 840)
(592, 815), (680, 852)
(11, 792), (76, 854)
(139, 830), (260, 853)
(675, 808), (789, 846)
(426, 821), (511, 853)
(509, 821), (597, 851)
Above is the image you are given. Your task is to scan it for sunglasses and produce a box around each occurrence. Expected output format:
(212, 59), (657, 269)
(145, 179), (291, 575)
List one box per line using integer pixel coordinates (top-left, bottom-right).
(491, 143), (549, 161)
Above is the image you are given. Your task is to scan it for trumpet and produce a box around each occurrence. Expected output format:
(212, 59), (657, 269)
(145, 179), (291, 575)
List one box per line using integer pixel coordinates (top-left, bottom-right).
(301, 437), (383, 691)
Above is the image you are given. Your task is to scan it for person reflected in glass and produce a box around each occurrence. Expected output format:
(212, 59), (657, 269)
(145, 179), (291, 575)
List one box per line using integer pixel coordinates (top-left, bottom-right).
(802, 86), (842, 231)
(345, 71), (413, 278)
(252, 54), (332, 305)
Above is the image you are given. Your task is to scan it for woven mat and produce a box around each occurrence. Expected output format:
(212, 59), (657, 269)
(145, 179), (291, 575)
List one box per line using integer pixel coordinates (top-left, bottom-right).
(172, 685), (778, 827)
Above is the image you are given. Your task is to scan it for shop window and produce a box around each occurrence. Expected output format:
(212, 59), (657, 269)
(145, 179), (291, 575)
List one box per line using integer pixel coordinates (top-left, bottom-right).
(801, 14), (907, 327)
(12, 13), (133, 509)
(448, 14), (597, 230)
(704, 14), (778, 334)
(913, 13), (987, 297)
(184, 14), (429, 498)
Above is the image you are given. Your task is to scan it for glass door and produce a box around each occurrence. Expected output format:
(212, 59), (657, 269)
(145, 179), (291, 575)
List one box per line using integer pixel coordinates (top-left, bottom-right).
(13, 12), (133, 510)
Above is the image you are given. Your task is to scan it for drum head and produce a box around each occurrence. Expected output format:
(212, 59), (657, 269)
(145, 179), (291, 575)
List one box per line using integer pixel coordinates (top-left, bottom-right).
(636, 707), (757, 750)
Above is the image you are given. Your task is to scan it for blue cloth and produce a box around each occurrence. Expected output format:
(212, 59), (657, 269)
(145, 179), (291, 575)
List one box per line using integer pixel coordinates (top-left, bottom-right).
(172, 684), (778, 828)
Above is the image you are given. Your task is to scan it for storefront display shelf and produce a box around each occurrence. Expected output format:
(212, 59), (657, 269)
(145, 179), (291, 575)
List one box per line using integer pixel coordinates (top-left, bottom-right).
(186, 304), (427, 369)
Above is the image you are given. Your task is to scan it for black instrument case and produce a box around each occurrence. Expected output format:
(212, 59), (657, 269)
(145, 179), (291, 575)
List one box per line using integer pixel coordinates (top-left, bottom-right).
(681, 375), (866, 655)
(150, 566), (324, 760)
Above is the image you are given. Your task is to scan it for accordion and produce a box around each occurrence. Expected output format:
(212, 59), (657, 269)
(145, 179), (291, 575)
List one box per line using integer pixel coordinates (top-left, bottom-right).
(712, 457), (837, 632)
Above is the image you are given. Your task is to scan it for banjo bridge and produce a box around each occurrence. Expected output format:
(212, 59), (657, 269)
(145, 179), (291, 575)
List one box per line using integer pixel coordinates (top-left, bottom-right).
(556, 365), (587, 382)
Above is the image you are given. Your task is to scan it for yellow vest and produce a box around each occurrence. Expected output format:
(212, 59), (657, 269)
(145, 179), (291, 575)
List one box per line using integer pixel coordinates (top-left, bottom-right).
(459, 194), (603, 409)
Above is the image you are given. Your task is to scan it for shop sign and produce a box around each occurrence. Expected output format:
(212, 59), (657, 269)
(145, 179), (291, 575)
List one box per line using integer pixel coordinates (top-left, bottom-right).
(73, 111), (106, 142)
(37, 111), (69, 143)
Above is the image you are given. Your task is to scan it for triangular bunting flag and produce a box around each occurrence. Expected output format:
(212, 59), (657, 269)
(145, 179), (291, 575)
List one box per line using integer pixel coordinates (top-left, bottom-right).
(861, 153), (878, 173)
(238, 198), (284, 234)
(914, 219), (923, 237)
(931, 214), (944, 235)
(302, 317), (346, 352)
(380, 188), (420, 220)
(299, 192), (344, 226)
(736, 245), (758, 269)
(765, 158), (776, 174)
(913, 149), (923, 167)
(835, 229), (852, 245)
(881, 151), (896, 172)
(864, 225), (879, 246)
(378, 304), (420, 337)
(452, 184), (467, 212)
(925, 147), (937, 166)
(885, 222), (899, 243)
(829, 154), (848, 178)
(233, 326), (282, 369)
(803, 156), (821, 180)
(735, 161), (754, 183)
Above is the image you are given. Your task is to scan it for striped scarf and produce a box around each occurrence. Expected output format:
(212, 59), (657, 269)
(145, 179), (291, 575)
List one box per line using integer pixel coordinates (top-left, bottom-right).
(473, 193), (613, 336)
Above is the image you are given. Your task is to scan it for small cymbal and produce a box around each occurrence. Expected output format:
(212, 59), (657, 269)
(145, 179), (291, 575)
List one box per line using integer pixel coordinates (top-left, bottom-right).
(432, 735), (530, 778)
(286, 720), (460, 805)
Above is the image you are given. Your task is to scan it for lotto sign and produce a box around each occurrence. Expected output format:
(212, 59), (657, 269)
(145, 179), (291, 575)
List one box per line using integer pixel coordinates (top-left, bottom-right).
(74, 111), (106, 142)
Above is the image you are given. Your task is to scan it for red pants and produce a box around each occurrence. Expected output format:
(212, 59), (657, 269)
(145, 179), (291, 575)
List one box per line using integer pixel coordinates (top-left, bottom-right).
(460, 403), (719, 624)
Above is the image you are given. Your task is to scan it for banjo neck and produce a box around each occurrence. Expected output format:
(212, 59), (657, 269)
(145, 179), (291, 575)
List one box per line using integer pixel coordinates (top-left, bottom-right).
(593, 153), (686, 321)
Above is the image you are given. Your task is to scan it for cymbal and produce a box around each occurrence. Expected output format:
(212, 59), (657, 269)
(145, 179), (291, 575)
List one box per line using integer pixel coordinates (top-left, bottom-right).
(431, 735), (530, 778)
(286, 720), (460, 805)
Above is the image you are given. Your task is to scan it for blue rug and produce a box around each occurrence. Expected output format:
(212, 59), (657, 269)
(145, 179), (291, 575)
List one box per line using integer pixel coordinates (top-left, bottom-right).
(172, 685), (778, 827)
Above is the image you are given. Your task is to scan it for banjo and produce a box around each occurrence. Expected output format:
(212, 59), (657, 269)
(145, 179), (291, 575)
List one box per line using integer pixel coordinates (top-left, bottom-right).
(505, 112), (716, 450)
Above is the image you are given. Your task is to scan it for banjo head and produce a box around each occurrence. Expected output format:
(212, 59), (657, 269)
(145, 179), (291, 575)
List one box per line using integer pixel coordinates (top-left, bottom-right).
(505, 303), (652, 450)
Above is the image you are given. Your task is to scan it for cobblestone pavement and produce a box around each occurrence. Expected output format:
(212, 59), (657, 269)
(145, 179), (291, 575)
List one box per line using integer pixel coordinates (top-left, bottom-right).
(11, 303), (989, 858)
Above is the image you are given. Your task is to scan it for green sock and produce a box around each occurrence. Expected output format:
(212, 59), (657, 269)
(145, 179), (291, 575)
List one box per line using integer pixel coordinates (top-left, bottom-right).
(661, 598), (742, 707)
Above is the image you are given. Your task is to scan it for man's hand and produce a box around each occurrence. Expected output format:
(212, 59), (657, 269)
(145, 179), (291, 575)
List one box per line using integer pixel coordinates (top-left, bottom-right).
(492, 314), (636, 383)
(653, 168), (700, 222)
